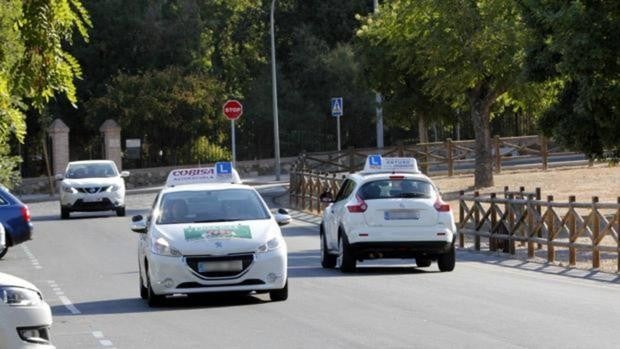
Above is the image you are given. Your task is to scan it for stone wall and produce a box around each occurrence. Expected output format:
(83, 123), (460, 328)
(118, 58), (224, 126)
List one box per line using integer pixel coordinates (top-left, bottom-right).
(13, 156), (297, 195)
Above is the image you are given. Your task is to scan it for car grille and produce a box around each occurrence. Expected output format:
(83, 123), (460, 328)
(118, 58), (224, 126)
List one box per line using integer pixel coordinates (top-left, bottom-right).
(185, 254), (254, 279)
(76, 186), (109, 194)
(176, 279), (265, 289)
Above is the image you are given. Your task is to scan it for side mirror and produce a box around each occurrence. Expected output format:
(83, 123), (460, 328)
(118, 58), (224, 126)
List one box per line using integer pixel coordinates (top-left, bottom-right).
(121, 171), (130, 178)
(130, 215), (147, 233)
(54, 174), (64, 181)
(275, 208), (292, 226)
(320, 191), (334, 203)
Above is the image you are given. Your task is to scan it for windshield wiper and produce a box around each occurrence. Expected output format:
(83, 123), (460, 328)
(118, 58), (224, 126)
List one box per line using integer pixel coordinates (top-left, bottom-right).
(192, 219), (240, 223)
(399, 192), (430, 198)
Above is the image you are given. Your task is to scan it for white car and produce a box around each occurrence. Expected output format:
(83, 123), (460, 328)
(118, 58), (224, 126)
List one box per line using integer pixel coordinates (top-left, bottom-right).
(131, 163), (290, 306)
(0, 272), (54, 349)
(56, 160), (130, 219)
(320, 155), (457, 272)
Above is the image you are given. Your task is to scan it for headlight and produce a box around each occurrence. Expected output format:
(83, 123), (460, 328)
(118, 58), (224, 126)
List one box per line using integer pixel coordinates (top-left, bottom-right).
(62, 185), (76, 193)
(256, 237), (282, 253)
(0, 286), (43, 306)
(151, 236), (182, 257)
(106, 184), (121, 192)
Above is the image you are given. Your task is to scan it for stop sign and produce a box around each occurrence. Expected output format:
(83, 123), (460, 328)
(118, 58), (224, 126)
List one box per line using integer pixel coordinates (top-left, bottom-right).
(223, 100), (243, 121)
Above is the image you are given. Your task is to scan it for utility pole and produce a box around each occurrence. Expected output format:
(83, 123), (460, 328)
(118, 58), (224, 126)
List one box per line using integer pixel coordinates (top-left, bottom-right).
(270, 0), (281, 180)
(373, 0), (384, 149)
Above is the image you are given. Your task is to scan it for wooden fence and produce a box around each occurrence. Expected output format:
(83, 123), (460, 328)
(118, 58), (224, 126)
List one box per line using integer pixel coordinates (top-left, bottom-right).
(290, 135), (583, 176)
(459, 189), (620, 273)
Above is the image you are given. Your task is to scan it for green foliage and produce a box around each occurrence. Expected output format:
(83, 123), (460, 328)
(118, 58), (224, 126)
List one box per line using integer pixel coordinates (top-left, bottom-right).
(86, 67), (225, 165)
(520, 1), (620, 158)
(188, 136), (231, 164)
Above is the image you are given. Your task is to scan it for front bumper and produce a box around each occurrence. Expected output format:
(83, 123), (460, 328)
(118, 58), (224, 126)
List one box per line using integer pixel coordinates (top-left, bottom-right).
(60, 191), (124, 212)
(0, 302), (54, 349)
(147, 248), (287, 295)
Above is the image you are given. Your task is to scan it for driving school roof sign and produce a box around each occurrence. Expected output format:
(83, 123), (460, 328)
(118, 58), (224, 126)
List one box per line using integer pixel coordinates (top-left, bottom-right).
(363, 155), (420, 174)
(165, 162), (241, 186)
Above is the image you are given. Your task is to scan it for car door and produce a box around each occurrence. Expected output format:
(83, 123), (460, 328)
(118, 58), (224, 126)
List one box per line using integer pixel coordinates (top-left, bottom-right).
(324, 179), (356, 250)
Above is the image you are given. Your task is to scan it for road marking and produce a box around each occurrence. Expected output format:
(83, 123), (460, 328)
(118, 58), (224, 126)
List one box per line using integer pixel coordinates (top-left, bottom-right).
(47, 280), (81, 315)
(22, 245), (43, 270)
(92, 331), (115, 348)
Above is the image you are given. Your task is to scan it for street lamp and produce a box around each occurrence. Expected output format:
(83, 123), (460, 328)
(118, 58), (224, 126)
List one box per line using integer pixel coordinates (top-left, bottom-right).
(270, 0), (281, 181)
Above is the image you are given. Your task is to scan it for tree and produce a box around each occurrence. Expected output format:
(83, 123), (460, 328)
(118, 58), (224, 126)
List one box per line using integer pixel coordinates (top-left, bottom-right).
(520, 1), (620, 159)
(0, 0), (90, 186)
(358, 0), (533, 187)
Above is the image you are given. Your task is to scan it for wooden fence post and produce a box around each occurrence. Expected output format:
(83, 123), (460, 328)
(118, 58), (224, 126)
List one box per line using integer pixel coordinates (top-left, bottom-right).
(397, 141), (405, 157)
(508, 193), (516, 255)
(423, 143), (430, 174)
(459, 190), (465, 248)
(348, 146), (355, 173)
(316, 176), (323, 214)
(546, 195), (555, 263)
(494, 135), (501, 173)
(446, 138), (454, 177)
(536, 187), (542, 249)
(527, 193), (535, 258)
(490, 193), (497, 251)
(540, 136), (548, 171)
(474, 191), (480, 251)
(568, 195), (577, 266)
(617, 197), (620, 273)
(591, 196), (600, 269)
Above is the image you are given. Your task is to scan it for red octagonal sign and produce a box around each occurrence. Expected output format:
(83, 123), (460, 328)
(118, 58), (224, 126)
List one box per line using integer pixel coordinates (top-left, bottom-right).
(223, 99), (243, 121)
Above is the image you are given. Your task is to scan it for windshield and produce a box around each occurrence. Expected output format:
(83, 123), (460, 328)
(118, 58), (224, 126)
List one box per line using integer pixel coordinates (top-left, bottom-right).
(157, 188), (270, 224)
(66, 163), (118, 179)
(358, 179), (434, 200)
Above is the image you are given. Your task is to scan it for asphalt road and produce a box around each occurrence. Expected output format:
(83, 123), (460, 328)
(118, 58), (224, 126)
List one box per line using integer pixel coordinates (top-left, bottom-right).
(1, 188), (619, 349)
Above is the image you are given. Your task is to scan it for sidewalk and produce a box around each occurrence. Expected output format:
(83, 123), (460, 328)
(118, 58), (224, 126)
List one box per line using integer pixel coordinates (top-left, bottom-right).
(17, 174), (290, 204)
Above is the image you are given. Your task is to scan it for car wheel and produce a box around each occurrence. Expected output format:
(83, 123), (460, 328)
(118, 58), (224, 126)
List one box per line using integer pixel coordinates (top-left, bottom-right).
(269, 279), (288, 302)
(320, 230), (336, 269)
(438, 245), (456, 272)
(416, 258), (432, 268)
(337, 234), (356, 273)
(116, 207), (126, 217)
(61, 207), (70, 220)
(139, 274), (148, 300)
(146, 271), (165, 307)
(0, 245), (8, 259)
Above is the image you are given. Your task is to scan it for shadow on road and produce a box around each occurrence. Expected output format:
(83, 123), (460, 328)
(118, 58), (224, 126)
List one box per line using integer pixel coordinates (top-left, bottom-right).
(31, 209), (147, 222)
(51, 293), (269, 316)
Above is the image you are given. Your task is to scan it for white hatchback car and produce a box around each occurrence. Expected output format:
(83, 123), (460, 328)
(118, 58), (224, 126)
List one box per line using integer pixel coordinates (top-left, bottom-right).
(56, 160), (129, 219)
(131, 163), (290, 306)
(0, 272), (54, 349)
(320, 156), (457, 272)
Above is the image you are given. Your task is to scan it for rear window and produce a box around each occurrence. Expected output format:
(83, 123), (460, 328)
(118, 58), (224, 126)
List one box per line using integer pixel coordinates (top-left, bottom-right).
(358, 179), (434, 200)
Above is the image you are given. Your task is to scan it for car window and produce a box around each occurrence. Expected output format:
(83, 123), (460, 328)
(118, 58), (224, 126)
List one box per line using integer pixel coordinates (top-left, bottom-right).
(0, 195), (7, 205)
(157, 189), (270, 224)
(66, 163), (118, 179)
(334, 179), (356, 202)
(358, 179), (434, 200)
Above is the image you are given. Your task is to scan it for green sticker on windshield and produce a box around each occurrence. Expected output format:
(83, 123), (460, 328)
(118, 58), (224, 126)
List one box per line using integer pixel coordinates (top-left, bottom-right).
(184, 225), (252, 241)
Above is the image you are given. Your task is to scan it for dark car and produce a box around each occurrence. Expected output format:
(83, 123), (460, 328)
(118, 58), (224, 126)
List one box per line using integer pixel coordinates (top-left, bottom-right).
(0, 186), (33, 259)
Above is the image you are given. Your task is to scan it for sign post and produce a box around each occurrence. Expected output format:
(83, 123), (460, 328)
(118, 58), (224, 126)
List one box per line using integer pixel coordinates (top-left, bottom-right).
(223, 100), (243, 165)
(331, 97), (343, 151)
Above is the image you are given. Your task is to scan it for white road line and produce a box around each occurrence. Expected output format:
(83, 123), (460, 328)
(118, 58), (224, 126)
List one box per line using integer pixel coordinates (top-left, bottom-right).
(99, 340), (114, 347)
(92, 331), (115, 348)
(22, 246), (43, 270)
(92, 331), (104, 339)
(58, 295), (81, 315)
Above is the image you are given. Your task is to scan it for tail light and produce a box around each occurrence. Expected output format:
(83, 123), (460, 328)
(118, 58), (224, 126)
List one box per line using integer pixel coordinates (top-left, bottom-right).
(347, 195), (368, 213)
(434, 198), (451, 212)
(20, 205), (31, 222)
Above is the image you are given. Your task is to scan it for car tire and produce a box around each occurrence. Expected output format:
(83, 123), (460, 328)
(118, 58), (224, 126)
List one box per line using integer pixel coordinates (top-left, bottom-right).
(320, 230), (336, 269)
(139, 274), (148, 300)
(146, 271), (165, 307)
(116, 207), (126, 217)
(269, 280), (288, 302)
(61, 207), (70, 220)
(337, 234), (356, 273)
(0, 245), (7, 259)
(438, 245), (456, 272)
(416, 258), (432, 268)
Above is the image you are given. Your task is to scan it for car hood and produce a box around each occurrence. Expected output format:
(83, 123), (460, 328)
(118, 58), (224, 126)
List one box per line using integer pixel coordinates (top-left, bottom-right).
(0, 272), (40, 292)
(154, 219), (279, 255)
(62, 177), (122, 187)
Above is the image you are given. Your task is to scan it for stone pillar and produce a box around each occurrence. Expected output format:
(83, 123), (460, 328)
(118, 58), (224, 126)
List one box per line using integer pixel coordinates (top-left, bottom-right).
(99, 119), (122, 170)
(47, 119), (70, 175)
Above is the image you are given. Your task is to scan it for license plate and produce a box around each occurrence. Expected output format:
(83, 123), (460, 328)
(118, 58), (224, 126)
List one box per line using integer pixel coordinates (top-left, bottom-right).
(83, 196), (103, 202)
(198, 260), (243, 273)
(385, 210), (420, 220)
